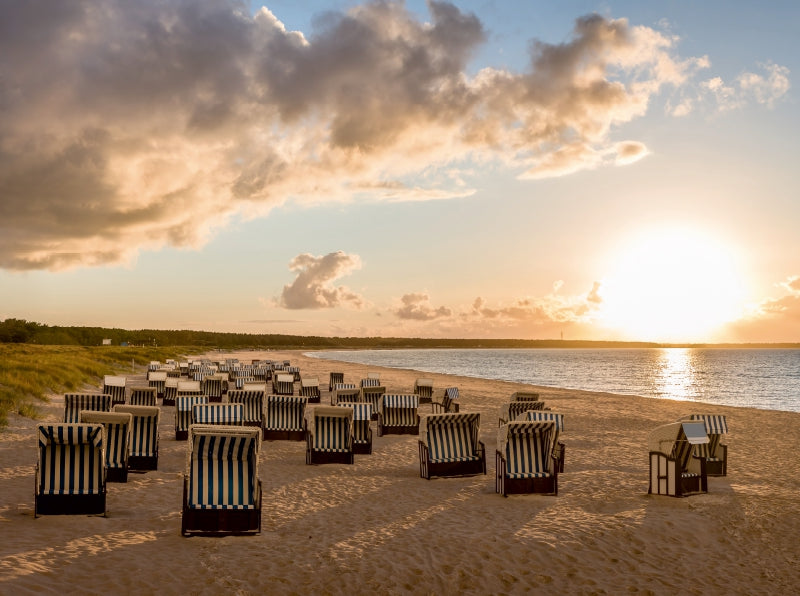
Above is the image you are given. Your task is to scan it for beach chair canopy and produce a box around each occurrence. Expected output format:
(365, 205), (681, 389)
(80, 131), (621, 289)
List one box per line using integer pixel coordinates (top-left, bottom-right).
(498, 420), (558, 478)
(511, 391), (540, 402)
(421, 413), (481, 463)
(79, 411), (132, 476)
(264, 395), (307, 431)
(64, 393), (111, 423)
(305, 406), (353, 453)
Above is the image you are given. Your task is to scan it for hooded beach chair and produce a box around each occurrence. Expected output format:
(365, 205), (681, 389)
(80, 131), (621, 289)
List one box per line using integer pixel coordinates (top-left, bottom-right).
(337, 402), (373, 454)
(129, 386), (158, 407)
(511, 391), (540, 402)
(431, 387), (460, 414)
(176, 380), (203, 407)
(64, 393), (111, 423)
(329, 372), (344, 391)
(263, 395), (308, 441)
(377, 394), (420, 436)
(648, 421), (709, 497)
(235, 376), (257, 390)
(331, 383), (360, 406)
(103, 375), (127, 406)
(360, 377), (381, 388)
(683, 414), (729, 476)
(163, 377), (179, 405)
(114, 405), (160, 471)
(299, 376), (321, 403)
(148, 370), (168, 399)
(523, 411), (566, 473)
(272, 373), (295, 396)
(419, 413), (485, 479)
(287, 366), (301, 382)
(80, 411), (132, 483)
(496, 420), (560, 496)
(227, 390), (265, 436)
(360, 385), (386, 419)
(305, 406), (354, 465)
(498, 401), (545, 426)
(181, 425), (262, 536)
(202, 374), (227, 402)
(192, 403), (244, 427)
(35, 423), (106, 516)
(413, 378), (434, 404)
(175, 395), (209, 440)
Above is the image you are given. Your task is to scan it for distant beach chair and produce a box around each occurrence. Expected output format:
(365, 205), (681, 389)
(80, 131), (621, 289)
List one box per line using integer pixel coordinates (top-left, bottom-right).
(498, 401), (545, 426)
(272, 373), (295, 396)
(413, 378), (434, 404)
(337, 402), (373, 454)
(80, 411), (132, 483)
(331, 384), (360, 406)
(103, 375), (127, 406)
(522, 411), (566, 473)
(263, 395), (308, 441)
(148, 361), (162, 372)
(682, 414), (729, 476)
(175, 395), (209, 440)
(181, 425), (262, 536)
(329, 372), (344, 391)
(202, 374), (227, 402)
(163, 377), (179, 405)
(360, 386), (386, 419)
(227, 390), (265, 436)
(419, 413), (485, 479)
(299, 376), (321, 403)
(305, 406), (354, 465)
(235, 376), (257, 390)
(64, 393), (111, 423)
(431, 387), (460, 414)
(510, 391), (540, 402)
(648, 421), (709, 497)
(114, 405), (160, 471)
(377, 394), (420, 436)
(176, 380), (203, 407)
(360, 377), (381, 388)
(496, 420), (560, 496)
(35, 423), (106, 516)
(192, 403), (244, 428)
(287, 366), (301, 382)
(148, 370), (168, 399)
(129, 386), (158, 407)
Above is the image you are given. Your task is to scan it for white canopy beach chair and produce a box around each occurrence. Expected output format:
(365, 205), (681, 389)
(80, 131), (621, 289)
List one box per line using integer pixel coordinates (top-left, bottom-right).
(419, 413), (485, 479)
(305, 406), (354, 465)
(272, 373), (295, 396)
(202, 374), (227, 402)
(299, 376), (321, 403)
(148, 370), (168, 399)
(103, 375), (127, 406)
(648, 421), (709, 497)
(413, 378), (434, 403)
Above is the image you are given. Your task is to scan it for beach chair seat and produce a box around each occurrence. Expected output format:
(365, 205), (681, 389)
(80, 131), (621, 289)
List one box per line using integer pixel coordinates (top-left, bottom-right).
(272, 373), (295, 396)
(103, 375), (127, 406)
(431, 387), (460, 414)
(305, 406), (354, 465)
(227, 390), (265, 436)
(648, 421), (709, 497)
(413, 378), (434, 404)
(328, 372), (344, 391)
(498, 401), (545, 426)
(114, 405), (160, 471)
(129, 386), (158, 407)
(682, 414), (729, 476)
(332, 384), (361, 406)
(337, 402), (373, 454)
(64, 393), (111, 423)
(360, 386), (386, 419)
(148, 371), (168, 399)
(511, 391), (540, 402)
(192, 403), (244, 427)
(264, 395), (308, 441)
(299, 376), (321, 403)
(80, 411), (132, 483)
(496, 420), (559, 496)
(419, 413), (485, 479)
(182, 426), (262, 536)
(522, 411), (566, 473)
(175, 395), (209, 440)
(202, 374), (227, 402)
(35, 423), (106, 516)
(377, 394), (420, 436)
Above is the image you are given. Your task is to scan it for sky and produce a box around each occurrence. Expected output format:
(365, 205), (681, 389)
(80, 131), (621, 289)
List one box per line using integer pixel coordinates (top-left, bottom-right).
(0, 0), (798, 343)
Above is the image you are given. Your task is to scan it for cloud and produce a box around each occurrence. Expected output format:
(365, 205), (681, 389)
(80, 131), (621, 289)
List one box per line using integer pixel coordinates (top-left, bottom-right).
(393, 293), (452, 320)
(725, 275), (800, 342)
(0, 2), (710, 270)
(700, 62), (790, 112)
(278, 251), (365, 309)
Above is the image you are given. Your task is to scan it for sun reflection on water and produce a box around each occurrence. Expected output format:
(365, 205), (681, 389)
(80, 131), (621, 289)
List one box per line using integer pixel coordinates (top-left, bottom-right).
(655, 348), (698, 401)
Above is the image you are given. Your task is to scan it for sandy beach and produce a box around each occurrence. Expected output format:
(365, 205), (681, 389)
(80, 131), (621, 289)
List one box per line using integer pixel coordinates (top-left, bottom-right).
(1, 349), (798, 595)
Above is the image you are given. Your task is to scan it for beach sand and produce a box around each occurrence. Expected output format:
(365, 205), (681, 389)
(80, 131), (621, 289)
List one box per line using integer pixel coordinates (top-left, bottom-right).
(1, 349), (798, 594)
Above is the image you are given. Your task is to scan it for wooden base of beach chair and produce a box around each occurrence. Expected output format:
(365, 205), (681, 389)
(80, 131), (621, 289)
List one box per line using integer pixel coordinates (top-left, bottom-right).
(162, 397), (175, 407)
(128, 455), (158, 471)
(306, 449), (354, 465)
(353, 441), (372, 455)
(263, 429), (306, 441)
(181, 485), (262, 537)
(106, 467), (129, 483)
(35, 492), (106, 516)
(175, 430), (189, 441)
(377, 424), (419, 436)
(422, 458), (486, 479)
(207, 396), (223, 403)
(496, 453), (557, 496)
(706, 459), (726, 477)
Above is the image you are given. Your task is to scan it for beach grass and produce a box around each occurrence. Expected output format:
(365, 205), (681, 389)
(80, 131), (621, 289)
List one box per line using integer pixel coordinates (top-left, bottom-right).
(0, 344), (187, 427)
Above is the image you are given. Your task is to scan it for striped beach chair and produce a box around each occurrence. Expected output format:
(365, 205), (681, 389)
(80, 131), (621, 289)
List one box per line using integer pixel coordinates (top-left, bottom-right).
(287, 366), (301, 382)
(648, 421), (709, 497)
(202, 374), (227, 402)
(227, 390), (265, 435)
(163, 377), (179, 405)
(263, 395), (308, 441)
(148, 361), (162, 372)
(272, 373), (294, 396)
(413, 378), (434, 404)
(337, 402), (373, 454)
(377, 394), (420, 436)
(80, 411), (132, 483)
(175, 395), (209, 440)
(684, 414), (729, 476)
(305, 406), (354, 465)
(498, 400), (545, 427)
(148, 371), (168, 399)
(419, 413), (485, 479)
(331, 383), (360, 406)
(328, 372), (344, 391)
(114, 405), (160, 471)
(64, 393), (111, 423)
(431, 387), (460, 414)
(129, 386), (158, 407)
(360, 377), (381, 389)
(35, 423), (106, 516)
(511, 391), (540, 402)
(192, 403), (244, 427)
(496, 420), (560, 496)
(234, 376), (257, 390)
(523, 411), (566, 473)
(299, 376), (321, 403)
(360, 385), (385, 419)
(181, 425), (262, 536)
(103, 375), (127, 406)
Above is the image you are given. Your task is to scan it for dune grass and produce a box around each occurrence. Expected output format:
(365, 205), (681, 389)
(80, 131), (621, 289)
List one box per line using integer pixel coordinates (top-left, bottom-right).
(0, 344), (188, 427)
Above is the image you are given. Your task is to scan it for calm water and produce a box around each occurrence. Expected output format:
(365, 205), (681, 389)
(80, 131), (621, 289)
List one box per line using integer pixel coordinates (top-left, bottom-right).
(308, 348), (800, 413)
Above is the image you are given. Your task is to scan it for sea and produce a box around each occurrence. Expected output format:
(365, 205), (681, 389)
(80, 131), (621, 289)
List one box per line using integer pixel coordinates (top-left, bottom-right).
(308, 348), (800, 413)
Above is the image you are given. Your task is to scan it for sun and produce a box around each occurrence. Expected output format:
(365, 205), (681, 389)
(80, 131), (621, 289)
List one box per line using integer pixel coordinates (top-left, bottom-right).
(596, 227), (747, 342)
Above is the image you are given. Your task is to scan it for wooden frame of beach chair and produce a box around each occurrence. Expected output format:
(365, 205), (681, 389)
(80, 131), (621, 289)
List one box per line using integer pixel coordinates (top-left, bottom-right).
(114, 405), (160, 471)
(263, 395), (308, 441)
(305, 406), (354, 465)
(202, 374), (227, 403)
(413, 378), (434, 404)
(648, 421), (709, 497)
(328, 372), (344, 391)
(377, 394), (420, 436)
(431, 387), (460, 414)
(103, 375), (127, 406)
(419, 413), (485, 479)
(128, 386), (158, 407)
(522, 411), (566, 474)
(299, 376), (321, 403)
(337, 402), (373, 454)
(331, 385), (360, 406)
(227, 390), (265, 437)
(498, 401), (545, 427)
(496, 421), (559, 497)
(64, 393), (111, 423)
(181, 425), (262, 536)
(361, 386), (386, 420)
(148, 370), (168, 399)
(175, 395), (209, 440)
(35, 423), (106, 516)
(683, 414), (728, 476)
(272, 373), (295, 396)
(80, 411), (132, 483)
(511, 391), (540, 402)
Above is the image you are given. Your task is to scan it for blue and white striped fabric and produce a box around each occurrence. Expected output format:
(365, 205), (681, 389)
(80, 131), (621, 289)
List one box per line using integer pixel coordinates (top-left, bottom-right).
(129, 387), (157, 407)
(227, 390), (265, 426)
(186, 426), (260, 510)
(299, 377), (320, 398)
(64, 393), (111, 423)
(380, 394), (419, 428)
(287, 366), (301, 381)
(80, 411), (131, 474)
(522, 411), (565, 431)
(202, 375), (226, 399)
(272, 373), (294, 395)
(176, 396), (209, 435)
(235, 376), (257, 390)
(37, 424), (105, 495)
(500, 421), (555, 478)
(192, 403), (243, 426)
(337, 402), (372, 444)
(307, 407), (353, 452)
(500, 401), (544, 425)
(423, 413), (481, 463)
(444, 387), (459, 401)
(103, 376), (127, 405)
(114, 405), (160, 459)
(328, 372), (344, 390)
(264, 395), (307, 431)
(360, 386), (385, 411)
(360, 378), (381, 388)
(148, 371), (168, 395)
(689, 414), (728, 459)
(413, 378), (434, 399)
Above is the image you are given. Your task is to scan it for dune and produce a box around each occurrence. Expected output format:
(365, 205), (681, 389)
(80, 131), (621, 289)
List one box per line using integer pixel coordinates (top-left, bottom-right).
(1, 349), (798, 594)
